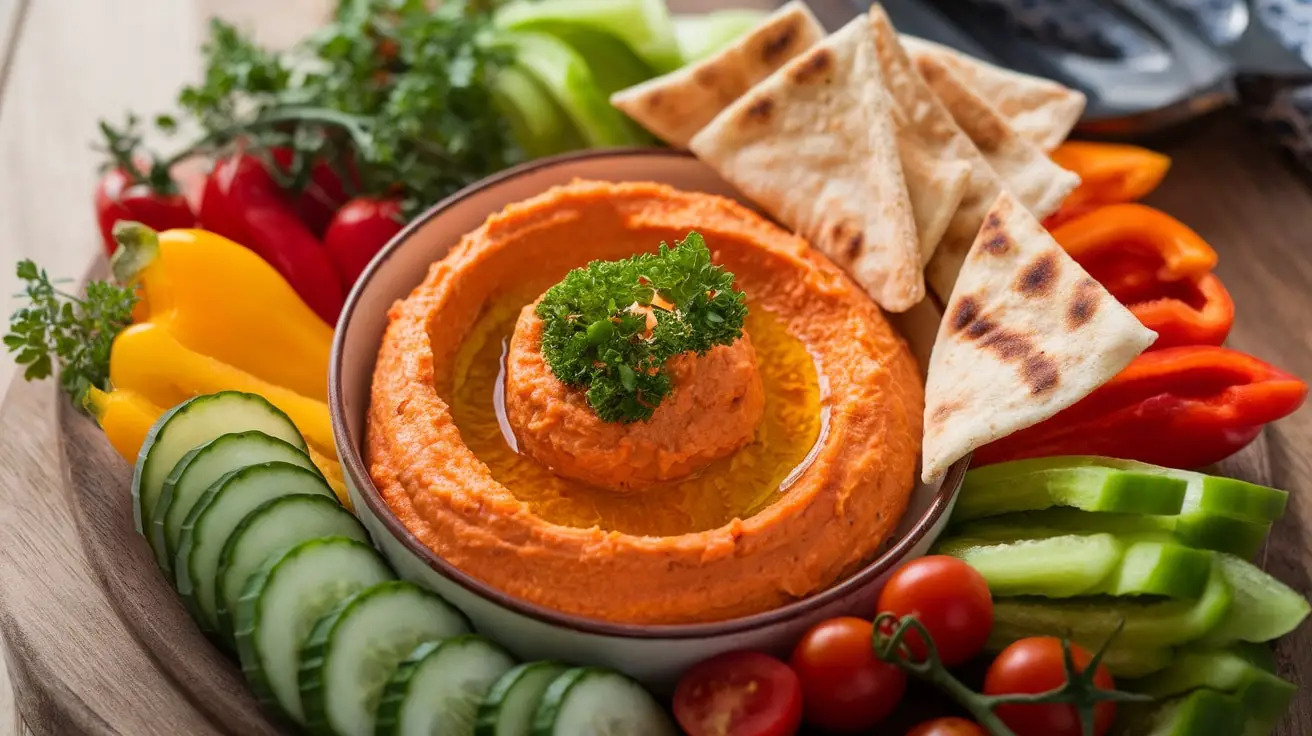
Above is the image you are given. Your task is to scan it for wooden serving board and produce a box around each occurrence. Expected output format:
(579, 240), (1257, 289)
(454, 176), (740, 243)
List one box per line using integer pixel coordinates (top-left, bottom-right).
(1, 114), (1311, 735)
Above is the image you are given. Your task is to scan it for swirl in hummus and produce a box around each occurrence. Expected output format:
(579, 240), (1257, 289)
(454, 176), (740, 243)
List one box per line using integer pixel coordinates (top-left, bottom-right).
(367, 180), (924, 624)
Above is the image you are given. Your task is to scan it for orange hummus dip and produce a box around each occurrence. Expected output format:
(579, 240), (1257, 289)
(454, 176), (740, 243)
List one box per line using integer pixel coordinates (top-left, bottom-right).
(367, 180), (924, 624)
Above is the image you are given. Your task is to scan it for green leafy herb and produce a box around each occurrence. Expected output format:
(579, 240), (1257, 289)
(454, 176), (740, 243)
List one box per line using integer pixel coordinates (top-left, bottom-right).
(536, 232), (747, 423)
(104, 0), (521, 217)
(4, 261), (138, 403)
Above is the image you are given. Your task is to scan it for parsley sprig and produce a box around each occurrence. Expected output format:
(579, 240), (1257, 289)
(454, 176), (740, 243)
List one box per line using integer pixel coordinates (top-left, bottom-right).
(536, 232), (747, 424)
(4, 261), (138, 403)
(105, 0), (521, 218)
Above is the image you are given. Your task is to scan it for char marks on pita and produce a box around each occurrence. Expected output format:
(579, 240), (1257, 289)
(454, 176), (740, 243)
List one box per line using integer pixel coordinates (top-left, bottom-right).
(901, 36), (1087, 152)
(609, 1), (825, 149)
(690, 15), (924, 312)
(920, 192), (1155, 483)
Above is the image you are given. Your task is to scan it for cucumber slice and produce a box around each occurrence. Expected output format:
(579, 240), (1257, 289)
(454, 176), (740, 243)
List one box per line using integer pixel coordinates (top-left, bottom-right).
(966, 457), (1287, 523)
(1178, 472), (1288, 523)
(494, 0), (682, 73)
(990, 558), (1233, 650)
(477, 662), (571, 736)
(133, 392), (305, 540)
(234, 537), (393, 725)
(937, 535), (1213, 598)
(152, 430), (317, 576)
(955, 458), (1188, 522)
(674, 10), (766, 64)
(375, 636), (517, 736)
(216, 495), (367, 642)
(1097, 541), (1214, 598)
(542, 26), (655, 97)
(1197, 553), (1310, 646)
(501, 31), (644, 148)
(1130, 646), (1296, 727)
(936, 534), (1124, 597)
(1120, 689), (1248, 736)
(531, 667), (677, 736)
(492, 66), (583, 159)
(175, 462), (335, 633)
(953, 508), (1270, 558)
(1097, 644), (1177, 678)
(300, 581), (471, 736)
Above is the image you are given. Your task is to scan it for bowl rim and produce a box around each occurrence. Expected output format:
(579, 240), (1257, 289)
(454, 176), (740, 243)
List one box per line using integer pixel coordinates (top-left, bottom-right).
(329, 146), (969, 639)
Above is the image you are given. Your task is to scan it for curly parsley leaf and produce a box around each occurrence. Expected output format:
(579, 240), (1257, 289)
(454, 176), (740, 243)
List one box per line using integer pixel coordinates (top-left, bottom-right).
(5, 261), (137, 404)
(535, 232), (747, 423)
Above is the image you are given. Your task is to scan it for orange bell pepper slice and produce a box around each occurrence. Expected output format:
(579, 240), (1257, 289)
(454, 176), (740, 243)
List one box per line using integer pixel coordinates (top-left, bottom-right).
(1046, 142), (1171, 227)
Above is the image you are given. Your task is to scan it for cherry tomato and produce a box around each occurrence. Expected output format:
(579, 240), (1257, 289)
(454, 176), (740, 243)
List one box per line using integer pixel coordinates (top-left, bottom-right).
(905, 717), (988, 736)
(270, 147), (356, 236)
(789, 617), (906, 733)
(94, 168), (195, 257)
(323, 196), (405, 290)
(672, 651), (802, 736)
(983, 637), (1116, 736)
(876, 556), (993, 667)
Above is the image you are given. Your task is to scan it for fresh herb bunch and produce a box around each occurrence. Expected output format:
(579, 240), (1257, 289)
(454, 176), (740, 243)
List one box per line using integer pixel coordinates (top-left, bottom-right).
(536, 232), (747, 424)
(4, 261), (138, 402)
(106, 0), (521, 217)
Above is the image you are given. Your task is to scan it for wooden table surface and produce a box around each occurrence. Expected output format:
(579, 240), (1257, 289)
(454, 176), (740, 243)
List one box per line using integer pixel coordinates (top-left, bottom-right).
(1, 1), (1310, 735)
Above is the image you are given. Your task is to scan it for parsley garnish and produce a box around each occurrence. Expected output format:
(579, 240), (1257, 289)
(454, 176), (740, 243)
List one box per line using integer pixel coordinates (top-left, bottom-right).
(535, 232), (747, 423)
(4, 261), (137, 403)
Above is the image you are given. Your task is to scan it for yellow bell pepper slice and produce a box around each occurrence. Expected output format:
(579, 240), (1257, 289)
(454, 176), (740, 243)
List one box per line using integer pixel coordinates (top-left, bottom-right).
(112, 225), (334, 401)
(109, 323), (336, 459)
(84, 383), (349, 507)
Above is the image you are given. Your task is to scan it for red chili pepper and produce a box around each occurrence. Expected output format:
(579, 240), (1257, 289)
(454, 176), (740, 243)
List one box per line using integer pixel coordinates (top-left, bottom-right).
(323, 196), (405, 291)
(197, 154), (344, 323)
(975, 346), (1308, 469)
(94, 168), (195, 257)
(270, 147), (355, 237)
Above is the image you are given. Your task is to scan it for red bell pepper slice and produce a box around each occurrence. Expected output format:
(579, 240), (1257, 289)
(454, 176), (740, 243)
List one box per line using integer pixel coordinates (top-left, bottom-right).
(1051, 205), (1233, 350)
(975, 346), (1308, 470)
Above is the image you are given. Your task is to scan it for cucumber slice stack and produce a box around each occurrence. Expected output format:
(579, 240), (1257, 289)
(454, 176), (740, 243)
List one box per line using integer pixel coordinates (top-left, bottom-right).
(131, 391), (677, 735)
(939, 456), (1308, 732)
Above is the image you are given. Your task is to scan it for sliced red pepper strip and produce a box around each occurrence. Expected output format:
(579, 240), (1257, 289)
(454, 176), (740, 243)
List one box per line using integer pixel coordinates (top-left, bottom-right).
(1052, 204), (1218, 284)
(1045, 142), (1171, 228)
(975, 346), (1308, 470)
(1128, 272), (1234, 350)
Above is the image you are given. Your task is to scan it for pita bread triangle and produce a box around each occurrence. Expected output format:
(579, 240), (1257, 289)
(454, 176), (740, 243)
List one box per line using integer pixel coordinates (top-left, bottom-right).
(610, 2), (825, 149)
(901, 36), (1087, 152)
(690, 15), (924, 312)
(916, 53), (1081, 302)
(921, 191), (1156, 482)
(865, 6), (971, 263)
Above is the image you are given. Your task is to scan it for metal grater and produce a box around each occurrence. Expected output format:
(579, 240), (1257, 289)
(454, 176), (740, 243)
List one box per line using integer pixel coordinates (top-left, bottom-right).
(804, 0), (1312, 167)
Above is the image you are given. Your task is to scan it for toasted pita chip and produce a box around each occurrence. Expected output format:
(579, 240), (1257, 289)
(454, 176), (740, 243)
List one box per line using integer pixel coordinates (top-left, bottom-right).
(866, 7), (970, 261)
(610, 1), (825, 149)
(690, 17), (924, 312)
(901, 36), (1086, 152)
(916, 54), (1080, 301)
(921, 192), (1155, 482)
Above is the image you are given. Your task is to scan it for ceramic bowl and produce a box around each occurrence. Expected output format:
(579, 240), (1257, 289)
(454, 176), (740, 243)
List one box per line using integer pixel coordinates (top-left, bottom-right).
(329, 148), (968, 690)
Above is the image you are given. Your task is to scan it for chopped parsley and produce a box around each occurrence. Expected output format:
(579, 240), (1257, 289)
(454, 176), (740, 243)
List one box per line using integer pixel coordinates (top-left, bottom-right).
(535, 232), (747, 424)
